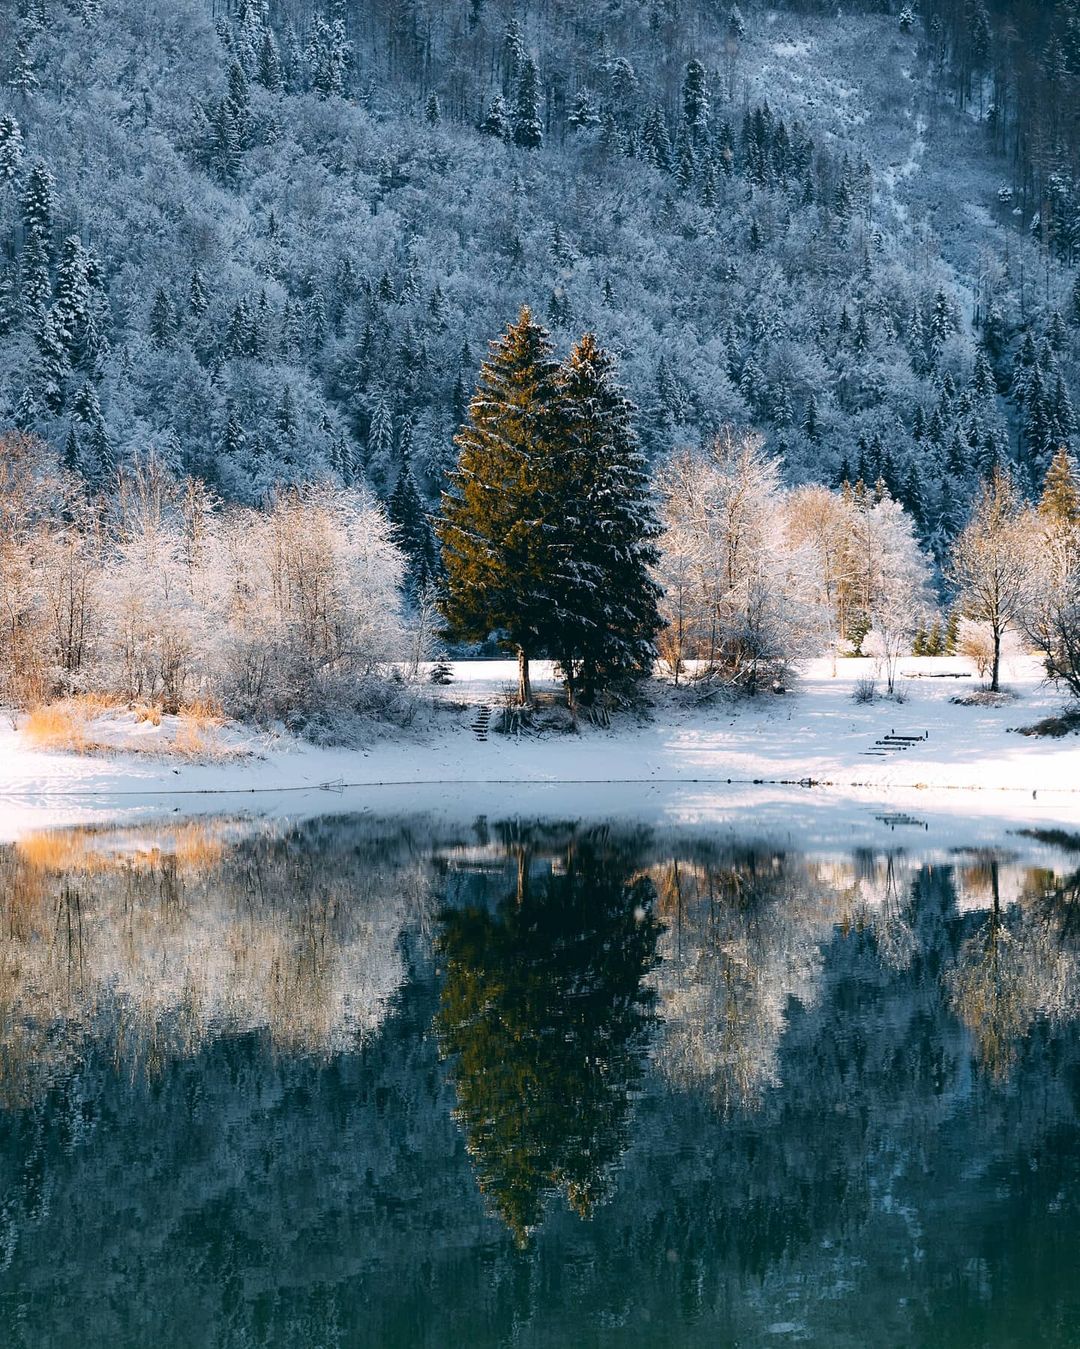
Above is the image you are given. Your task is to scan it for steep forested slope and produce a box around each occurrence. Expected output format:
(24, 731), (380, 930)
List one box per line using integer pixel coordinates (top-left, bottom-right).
(0, 0), (1077, 560)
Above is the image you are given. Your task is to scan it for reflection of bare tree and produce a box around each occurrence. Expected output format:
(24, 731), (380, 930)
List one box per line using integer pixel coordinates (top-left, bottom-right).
(867, 854), (918, 972)
(947, 859), (1078, 1083)
(0, 819), (435, 1103)
(647, 848), (833, 1113)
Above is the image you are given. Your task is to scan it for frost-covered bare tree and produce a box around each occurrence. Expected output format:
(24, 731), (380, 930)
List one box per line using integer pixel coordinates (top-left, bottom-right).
(784, 485), (859, 669)
(102, 456), (211, 710)
(949, 468), (1038, 692)
(210, 484), (406, 729)
(654, 429), (825, 692)
(0, 432), (411, 735)
(1023, 448), (1080, 701)
(846, 486), (934, 694)
(35, 503), (103, 689)
(0, 433), (64, 708)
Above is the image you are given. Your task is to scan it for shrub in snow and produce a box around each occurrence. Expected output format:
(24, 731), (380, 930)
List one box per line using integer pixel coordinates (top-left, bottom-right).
(956, 618), (995, 682)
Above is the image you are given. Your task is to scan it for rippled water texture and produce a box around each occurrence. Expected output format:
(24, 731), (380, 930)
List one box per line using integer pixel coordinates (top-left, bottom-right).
(1, 812), (1079, 1346)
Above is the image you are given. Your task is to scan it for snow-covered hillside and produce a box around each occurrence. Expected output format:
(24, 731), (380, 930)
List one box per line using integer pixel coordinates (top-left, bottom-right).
(0, 0), (1075, 553)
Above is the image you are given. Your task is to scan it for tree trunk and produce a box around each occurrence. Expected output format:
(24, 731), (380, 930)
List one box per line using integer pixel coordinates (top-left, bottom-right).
(991, 623), (1001, 692)
(517, 646), (531, 705)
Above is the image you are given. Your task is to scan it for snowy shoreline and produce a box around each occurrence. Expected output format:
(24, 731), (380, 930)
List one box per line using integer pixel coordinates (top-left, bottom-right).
(2, 656), (1079, 841)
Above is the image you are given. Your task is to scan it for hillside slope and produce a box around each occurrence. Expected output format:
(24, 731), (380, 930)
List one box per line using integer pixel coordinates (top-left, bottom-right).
(0, 0), (1075, 560)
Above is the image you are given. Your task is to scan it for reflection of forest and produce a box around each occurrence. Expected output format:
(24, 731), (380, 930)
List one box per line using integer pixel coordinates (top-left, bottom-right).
(0, 817), (436, 1102)
(1, 819), (1080, 1346)
(3, 819), (1079, 1113)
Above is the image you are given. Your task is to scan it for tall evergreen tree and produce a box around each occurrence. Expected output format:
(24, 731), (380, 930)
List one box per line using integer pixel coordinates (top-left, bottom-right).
(1040, 446), (1080, 530)
(53, 235), (90, 359)
(34, 307), (70, 411)
(439, 306), (562, 703)
(512, 57), (543, 149)
(20, 159), (55, 313)
(389, 461), (439, 594)
(1069, 273), (1080, 329)
(63, 423), (81, 474)
(480, 93), (511, 141)
(255, 27), (283, 91)
(221, 410), (245, 459)
(803, 391), (821, 443)
(148, 287), (176, 349)
(366, 395), (395, 483)
(549, 333), (662, 705)
(681, 58), (709, 141)
(0, 115), (24, 185)
(189, 268), (209, 317)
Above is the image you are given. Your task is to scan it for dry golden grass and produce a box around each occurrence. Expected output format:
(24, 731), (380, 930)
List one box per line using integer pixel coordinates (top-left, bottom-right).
(23, 703), (88, 752)
(22, 693), (121, 751)
(16, 819), (230, 876)
(172, 702), (230, 760)
(22, 693), (239, 762)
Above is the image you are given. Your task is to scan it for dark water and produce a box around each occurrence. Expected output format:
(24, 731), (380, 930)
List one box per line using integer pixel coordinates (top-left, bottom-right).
(2, 813), (1080, 1348)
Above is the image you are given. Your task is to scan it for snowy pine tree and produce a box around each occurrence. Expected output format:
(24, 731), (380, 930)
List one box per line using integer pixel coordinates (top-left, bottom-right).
(439, 306), (562, 702)
(0, 115), (24, 185)
(550, 333), (662, 703)
(682, 59), (710, 142)
(480, 93), (511, 141)
(388, 461), (439, 595)
(512, 57), (543, 149)
(366, 396), (395, 484)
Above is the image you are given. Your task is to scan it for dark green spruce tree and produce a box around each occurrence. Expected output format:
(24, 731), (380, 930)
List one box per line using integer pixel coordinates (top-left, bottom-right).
(552, 333), (662, 707)
(441, 313), (663, 707)
(389, 460), (439, 596)
(512, 57), (543, 149)
(438, 306), (562, 703)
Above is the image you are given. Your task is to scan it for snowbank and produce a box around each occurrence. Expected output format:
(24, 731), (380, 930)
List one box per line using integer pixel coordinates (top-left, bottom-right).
(0, 657), (1077, 841)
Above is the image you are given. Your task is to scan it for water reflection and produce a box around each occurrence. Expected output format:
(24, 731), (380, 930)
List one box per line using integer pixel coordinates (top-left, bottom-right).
(948, 847), (1080, 1081)
(435, 825), (661, 1243)
(0, 815), (1079, 1346)
(0, 818), (432, 1102)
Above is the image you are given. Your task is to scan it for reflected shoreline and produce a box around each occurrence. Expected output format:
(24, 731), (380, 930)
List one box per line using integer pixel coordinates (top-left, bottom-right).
(2, 811), (1080, 1346)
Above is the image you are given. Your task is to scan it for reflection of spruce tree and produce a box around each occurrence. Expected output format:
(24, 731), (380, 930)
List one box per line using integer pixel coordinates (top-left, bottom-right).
(435, 834), (661, 1245)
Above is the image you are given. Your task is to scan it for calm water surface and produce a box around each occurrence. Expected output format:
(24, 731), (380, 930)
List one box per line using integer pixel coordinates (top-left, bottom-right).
(1, 812), (1079, 1347)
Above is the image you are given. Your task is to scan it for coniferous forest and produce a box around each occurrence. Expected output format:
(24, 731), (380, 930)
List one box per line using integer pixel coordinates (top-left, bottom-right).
(2, 0), (1080, 720)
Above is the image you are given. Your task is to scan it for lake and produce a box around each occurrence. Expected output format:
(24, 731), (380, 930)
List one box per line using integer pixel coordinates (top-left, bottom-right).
(1, 809), (1079, 1347)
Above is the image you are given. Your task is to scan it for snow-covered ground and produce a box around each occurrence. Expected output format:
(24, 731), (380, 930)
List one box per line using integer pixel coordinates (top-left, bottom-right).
(0, 656), (1077, 841)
